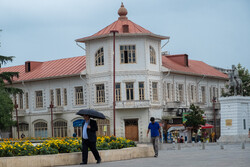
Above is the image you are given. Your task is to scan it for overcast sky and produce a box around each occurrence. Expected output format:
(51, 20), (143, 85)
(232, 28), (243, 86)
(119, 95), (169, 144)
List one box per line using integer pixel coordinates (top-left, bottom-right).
(1, 0), (250, 70)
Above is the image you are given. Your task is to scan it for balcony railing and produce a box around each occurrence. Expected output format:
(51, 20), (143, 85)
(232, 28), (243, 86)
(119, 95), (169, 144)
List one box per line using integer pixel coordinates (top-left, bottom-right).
(165, 101), (181, 109)
(13, 109), (26, 117)
(193, 102), (206, 109)
(115, 100), (150, 109)
(48, 106), (65, 114)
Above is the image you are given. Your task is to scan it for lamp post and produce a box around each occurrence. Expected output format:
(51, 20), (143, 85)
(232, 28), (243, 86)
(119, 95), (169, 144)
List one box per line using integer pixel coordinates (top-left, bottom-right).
(110, 30), (118, 136)
(50, 101), (54, 137)
(14, 100), (19, 139)
(212, 97), (217, 142)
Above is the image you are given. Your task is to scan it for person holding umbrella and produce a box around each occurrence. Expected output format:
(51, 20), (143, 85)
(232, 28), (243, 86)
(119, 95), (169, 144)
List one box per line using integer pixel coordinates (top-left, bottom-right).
(77, 109), (105, 165)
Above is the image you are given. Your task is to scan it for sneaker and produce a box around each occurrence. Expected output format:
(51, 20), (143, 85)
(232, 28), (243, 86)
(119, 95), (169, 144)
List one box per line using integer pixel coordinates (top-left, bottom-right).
(80, 162), (87, 165)
(154, 155), (158, 157)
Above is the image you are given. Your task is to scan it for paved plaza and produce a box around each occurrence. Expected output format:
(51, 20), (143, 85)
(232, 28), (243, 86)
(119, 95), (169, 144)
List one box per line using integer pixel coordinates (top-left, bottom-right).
(60, 143), (250, 167)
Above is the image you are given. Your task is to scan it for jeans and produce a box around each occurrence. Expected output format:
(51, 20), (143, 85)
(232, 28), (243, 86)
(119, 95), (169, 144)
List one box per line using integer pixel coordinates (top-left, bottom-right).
(151, 136), (159, 156)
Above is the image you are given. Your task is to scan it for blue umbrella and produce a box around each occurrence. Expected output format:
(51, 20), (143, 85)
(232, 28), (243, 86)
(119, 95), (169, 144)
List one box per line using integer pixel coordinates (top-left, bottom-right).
(76, 109), (106, 119)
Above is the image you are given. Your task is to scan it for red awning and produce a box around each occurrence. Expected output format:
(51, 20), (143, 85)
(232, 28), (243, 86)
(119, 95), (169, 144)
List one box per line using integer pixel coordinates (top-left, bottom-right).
(200, 123), (214, 129)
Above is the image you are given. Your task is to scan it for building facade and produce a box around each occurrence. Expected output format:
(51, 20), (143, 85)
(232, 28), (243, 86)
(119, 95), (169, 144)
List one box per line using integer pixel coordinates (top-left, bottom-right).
(1, 4), (228, 142)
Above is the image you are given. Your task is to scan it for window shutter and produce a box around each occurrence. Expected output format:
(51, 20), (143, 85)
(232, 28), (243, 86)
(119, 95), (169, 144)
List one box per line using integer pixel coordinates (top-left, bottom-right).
(210, 87), (212, 102)
(176, 83), (179, 101)
(194, 86), (197, 103)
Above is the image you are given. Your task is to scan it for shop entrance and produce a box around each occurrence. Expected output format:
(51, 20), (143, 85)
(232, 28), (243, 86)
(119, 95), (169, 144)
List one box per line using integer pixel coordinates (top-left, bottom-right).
(125, 119), (138, 141)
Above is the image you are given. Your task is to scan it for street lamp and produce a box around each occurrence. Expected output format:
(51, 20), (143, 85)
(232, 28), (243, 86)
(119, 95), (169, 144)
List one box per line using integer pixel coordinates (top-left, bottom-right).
(14, 100), (19, 139)
(110, 30), (118, 136)
(212, 97), (217, 142)
(50, 101), (54, 137)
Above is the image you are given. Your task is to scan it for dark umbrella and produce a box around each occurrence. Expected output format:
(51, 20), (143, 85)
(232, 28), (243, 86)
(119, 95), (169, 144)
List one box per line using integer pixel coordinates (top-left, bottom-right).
(76, 109), (106, 119)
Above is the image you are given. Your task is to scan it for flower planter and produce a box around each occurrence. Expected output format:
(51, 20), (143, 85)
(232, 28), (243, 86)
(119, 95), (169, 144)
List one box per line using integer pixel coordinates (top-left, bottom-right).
(0, 144), (153, 167)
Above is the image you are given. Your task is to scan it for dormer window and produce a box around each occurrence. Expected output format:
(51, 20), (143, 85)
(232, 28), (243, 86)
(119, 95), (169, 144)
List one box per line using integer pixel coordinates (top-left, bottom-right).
(95, 47), (104, 66)
(120, 45), (136, 64)
(150, 46), (156, 64)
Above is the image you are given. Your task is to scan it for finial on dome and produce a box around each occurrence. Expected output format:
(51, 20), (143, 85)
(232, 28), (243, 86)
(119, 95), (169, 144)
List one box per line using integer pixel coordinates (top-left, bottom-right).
(118, 2), (128, 20)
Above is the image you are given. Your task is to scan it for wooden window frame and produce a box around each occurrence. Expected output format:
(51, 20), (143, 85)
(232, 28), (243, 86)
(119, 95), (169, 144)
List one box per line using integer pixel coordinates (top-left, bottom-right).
(34, 122), (47, 137)
(35, 91), (43, 108)
(126, 82), (134, 101)
(53, 121), (67, 137)
(139, 82), (145, 100)
(50, 90), (54, 105)
(56, 88), (61, 106)
(96, 84), (105, 103)
(63, 88), (67, 106)
(152, 82), (158, 101)
(178, 84), (184, 102)
(166, 83), (172, 101)
(95, 47), (104, 66)
(120, 45), (136, 64)
(150, 46), (156, 64)
(75, 86), (83, 105)
(201, 86), (206, 103)
(25, 92), (29, 109)
(115, 83), (121, 101)
(19, 93), (23, 109)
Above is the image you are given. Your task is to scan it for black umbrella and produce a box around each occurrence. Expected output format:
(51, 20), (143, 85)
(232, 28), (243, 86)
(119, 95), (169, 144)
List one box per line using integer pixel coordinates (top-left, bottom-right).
(76, 109), (106, 119)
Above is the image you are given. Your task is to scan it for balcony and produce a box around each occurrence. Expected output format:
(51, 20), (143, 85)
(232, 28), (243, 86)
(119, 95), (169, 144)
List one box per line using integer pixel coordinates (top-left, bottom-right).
(13, 109), (26, 117)
(165, 101), (181, 109)
(115, 100), (150, 109)
(48, 106), (65, 114)
(193, 102), (206, 109)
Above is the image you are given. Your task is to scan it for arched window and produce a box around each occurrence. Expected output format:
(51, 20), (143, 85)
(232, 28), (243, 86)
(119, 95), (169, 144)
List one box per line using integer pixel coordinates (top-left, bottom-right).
(54, 120), (67, 137)
(96, 119), (110, 136)
(150, 46), (156, 64)
(95, 47), (104, 66)
(34, 122), (47, 137)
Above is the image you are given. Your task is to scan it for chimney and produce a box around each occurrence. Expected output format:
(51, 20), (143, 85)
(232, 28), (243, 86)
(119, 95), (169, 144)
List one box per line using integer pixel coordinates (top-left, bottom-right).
(25, 61), (43, 72)
(165, 54), (189, 67)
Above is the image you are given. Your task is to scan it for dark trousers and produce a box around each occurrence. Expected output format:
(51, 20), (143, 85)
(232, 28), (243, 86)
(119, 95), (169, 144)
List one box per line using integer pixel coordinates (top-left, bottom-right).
(82, 139), (101, 164)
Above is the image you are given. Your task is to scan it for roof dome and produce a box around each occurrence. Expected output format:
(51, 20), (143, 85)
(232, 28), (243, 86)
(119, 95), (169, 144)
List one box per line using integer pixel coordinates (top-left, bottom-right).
(118, 2), (128, 20)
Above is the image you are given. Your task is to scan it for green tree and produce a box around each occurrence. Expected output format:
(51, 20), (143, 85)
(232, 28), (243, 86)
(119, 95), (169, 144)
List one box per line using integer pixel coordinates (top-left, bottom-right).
(184, 104), (205, 130)
(0, 88), (15, 130)
(0, 30), (22, 94)
(0, 29), (22, 131)
(223, 64), (250, 96)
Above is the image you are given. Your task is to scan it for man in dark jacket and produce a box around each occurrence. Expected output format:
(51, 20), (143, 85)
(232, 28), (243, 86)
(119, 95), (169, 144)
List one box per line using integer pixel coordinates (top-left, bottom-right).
(80, 115), (101, 165)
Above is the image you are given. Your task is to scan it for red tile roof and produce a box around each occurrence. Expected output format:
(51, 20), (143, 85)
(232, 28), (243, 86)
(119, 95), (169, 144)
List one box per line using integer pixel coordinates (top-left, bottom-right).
(0, 56), (86, 83)
(1, 55), (227, 83)
(162, 54), (228, 79)
(76, 19), (168, 42)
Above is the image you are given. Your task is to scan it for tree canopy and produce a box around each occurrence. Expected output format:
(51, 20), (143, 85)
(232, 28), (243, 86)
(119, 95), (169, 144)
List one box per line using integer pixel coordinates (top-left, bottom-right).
(0, 30), (22, 130)
(0, 88), (15, 130)
(184, 104), (205, 130)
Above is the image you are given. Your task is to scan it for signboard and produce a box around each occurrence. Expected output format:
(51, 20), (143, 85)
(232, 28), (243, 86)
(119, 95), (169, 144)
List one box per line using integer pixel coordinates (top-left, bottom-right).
(73, 119), (84, 127)
(182, 112), (189, 123)
(225, 119), (232, 126)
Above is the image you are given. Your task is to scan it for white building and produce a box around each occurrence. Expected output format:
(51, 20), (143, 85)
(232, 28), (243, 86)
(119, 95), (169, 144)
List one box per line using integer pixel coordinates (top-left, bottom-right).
(1, 4), (228, 142)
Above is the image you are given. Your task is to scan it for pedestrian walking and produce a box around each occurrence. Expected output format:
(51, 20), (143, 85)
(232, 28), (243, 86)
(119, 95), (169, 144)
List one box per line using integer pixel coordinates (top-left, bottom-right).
(80, 115), (101, 165)
(147, 117), (161, 157)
